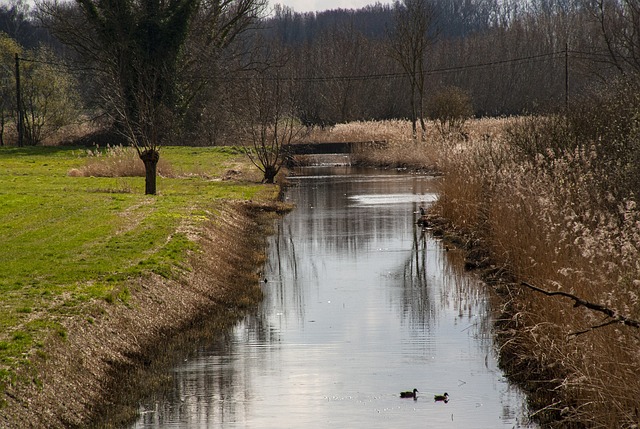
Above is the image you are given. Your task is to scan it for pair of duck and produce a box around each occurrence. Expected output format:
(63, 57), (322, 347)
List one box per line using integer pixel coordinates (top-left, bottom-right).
(400, 389), (449, 402)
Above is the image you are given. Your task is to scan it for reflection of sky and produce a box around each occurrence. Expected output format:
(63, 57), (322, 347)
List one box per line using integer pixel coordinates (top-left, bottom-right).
(133, 166), (537, 429)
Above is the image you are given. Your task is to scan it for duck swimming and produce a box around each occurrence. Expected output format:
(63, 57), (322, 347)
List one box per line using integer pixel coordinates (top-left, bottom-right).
(400, 388), (418, 399)
(434, 392), (449, 402)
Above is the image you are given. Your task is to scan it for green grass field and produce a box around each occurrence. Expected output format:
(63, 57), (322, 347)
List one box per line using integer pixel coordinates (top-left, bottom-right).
(0, 145), (276, 392)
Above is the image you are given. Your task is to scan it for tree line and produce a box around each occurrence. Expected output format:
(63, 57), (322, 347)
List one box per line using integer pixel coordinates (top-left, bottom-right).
(0, 0), (637, 190)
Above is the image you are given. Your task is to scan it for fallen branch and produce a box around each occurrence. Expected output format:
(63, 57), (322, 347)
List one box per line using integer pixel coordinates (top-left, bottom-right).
(521, 282), (640, 330)
(568, 319), (619, 337)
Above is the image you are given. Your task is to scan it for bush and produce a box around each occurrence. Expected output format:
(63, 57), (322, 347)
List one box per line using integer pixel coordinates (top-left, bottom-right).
(505, 80), (640, 208)
(21, 47), (82, 145)
(427, 86), (473, 137)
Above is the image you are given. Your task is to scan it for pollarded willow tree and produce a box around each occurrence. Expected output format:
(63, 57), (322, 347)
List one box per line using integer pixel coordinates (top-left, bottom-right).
(40, 0), (198, 194)
(39, 0), (266, 194)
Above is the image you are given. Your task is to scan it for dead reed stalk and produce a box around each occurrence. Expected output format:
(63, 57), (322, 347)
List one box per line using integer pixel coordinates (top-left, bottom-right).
(68, 145), (174, 179)
(431, 117), (640, 428)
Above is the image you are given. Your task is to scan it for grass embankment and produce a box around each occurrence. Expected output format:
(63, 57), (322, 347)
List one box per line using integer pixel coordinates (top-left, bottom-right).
(310, 118), (640, 428)
(0, 145), (280, 427)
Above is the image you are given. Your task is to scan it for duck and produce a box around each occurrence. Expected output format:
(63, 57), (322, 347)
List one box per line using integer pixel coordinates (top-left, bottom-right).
(400, 388), (418, 398)
(434, 392), (449, 402)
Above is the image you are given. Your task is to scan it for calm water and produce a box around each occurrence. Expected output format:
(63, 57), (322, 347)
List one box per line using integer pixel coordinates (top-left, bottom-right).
(133, 166), (536, 429)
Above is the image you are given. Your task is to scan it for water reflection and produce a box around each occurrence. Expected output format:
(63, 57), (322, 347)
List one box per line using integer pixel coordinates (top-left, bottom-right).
(133, 166), (536, 429)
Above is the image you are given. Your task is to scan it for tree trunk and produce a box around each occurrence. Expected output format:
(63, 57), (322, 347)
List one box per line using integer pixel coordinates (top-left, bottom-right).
(263, 165), (278, 184)
(410, 85), (417, 138)
(140, 149), (159, 195)
(419, 115), (427, 141)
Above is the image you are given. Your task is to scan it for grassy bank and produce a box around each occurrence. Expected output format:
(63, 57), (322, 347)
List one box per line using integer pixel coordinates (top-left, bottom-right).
(0, 145), (280, 427)
(310, 118), (640, 427)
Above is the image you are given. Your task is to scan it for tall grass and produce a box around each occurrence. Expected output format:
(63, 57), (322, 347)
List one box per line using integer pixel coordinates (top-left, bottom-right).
(68, 145), (174, 178)
(431, 117), (640, 427)
(300, 118), (506, 170)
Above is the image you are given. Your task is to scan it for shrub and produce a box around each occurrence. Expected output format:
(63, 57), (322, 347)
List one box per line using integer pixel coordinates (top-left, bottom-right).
(21, 47), (82, 145)
(427, 86), (473, 137)
(505, 80), (640, 209)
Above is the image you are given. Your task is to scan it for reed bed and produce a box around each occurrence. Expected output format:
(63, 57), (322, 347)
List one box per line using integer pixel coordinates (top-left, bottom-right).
(432, 118), (640, 428)
(302, 118), (507, 170)
(318, 117), (640, 426)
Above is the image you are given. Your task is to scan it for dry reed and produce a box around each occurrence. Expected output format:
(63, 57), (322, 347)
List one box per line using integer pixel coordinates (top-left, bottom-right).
(69, 145), (174, 179)
(430, 118), (640, 428)
(330, 117), (640, 427)
(300, 118), (506, 170)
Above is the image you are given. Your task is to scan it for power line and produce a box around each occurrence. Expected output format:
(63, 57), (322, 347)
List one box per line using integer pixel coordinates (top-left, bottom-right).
(206, 49), (566, 83)
(16, 55), (103, 75)
(13, 48), (593, 84)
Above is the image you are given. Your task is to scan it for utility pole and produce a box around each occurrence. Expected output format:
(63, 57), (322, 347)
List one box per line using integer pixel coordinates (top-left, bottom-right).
(14, 53), (23, 146)
(565, 42), (569, 112)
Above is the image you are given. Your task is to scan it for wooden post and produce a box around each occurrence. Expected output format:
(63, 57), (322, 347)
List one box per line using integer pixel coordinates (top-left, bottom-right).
(15, 53), (23, 147)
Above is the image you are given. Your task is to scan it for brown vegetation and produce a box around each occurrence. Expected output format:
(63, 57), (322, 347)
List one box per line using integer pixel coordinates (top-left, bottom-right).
(333, 115), (640, 428)
(301, 118), (503, 170)
(68, 145), (175, 179)
(434, 120), (640, 428)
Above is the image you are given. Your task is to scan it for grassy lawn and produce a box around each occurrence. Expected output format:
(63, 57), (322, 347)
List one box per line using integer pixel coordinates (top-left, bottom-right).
(0, 145), (276, 393)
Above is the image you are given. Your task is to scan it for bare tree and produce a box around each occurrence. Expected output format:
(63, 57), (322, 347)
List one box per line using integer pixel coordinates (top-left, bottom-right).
(39, 0), (266, 194)
(388, 0), (438, 139)
(588, 0), (640, 77)
(239, 67), (305, 183)
(0, 0), (31, 43)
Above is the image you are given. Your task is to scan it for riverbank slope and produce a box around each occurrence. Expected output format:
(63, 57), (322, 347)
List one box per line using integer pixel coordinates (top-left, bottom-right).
(0, 146), (283, 428)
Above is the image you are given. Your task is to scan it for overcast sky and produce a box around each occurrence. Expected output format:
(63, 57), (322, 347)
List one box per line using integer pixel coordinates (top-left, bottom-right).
(271, 0), (388, 14)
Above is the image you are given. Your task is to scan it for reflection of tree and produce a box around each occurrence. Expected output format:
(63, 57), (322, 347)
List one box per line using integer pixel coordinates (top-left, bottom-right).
(409, 212), (428, 285)
(134, 320), (244, 425)
(291, 169), (439, 258)
(395, 215), (436, 328)
(135, 308), (281, 427)
(264, 215), (306, 325)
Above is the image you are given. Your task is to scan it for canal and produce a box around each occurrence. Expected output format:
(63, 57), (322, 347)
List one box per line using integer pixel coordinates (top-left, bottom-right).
(132, 165), (536, 428)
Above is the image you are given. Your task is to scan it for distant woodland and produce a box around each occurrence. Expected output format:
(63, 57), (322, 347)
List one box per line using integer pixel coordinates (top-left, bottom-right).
(0, 0), (633, 145)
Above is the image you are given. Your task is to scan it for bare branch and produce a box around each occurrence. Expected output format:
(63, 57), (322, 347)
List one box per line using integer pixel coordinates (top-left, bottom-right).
(569, 319), (620, 337)
(521, 282), (640, 330)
